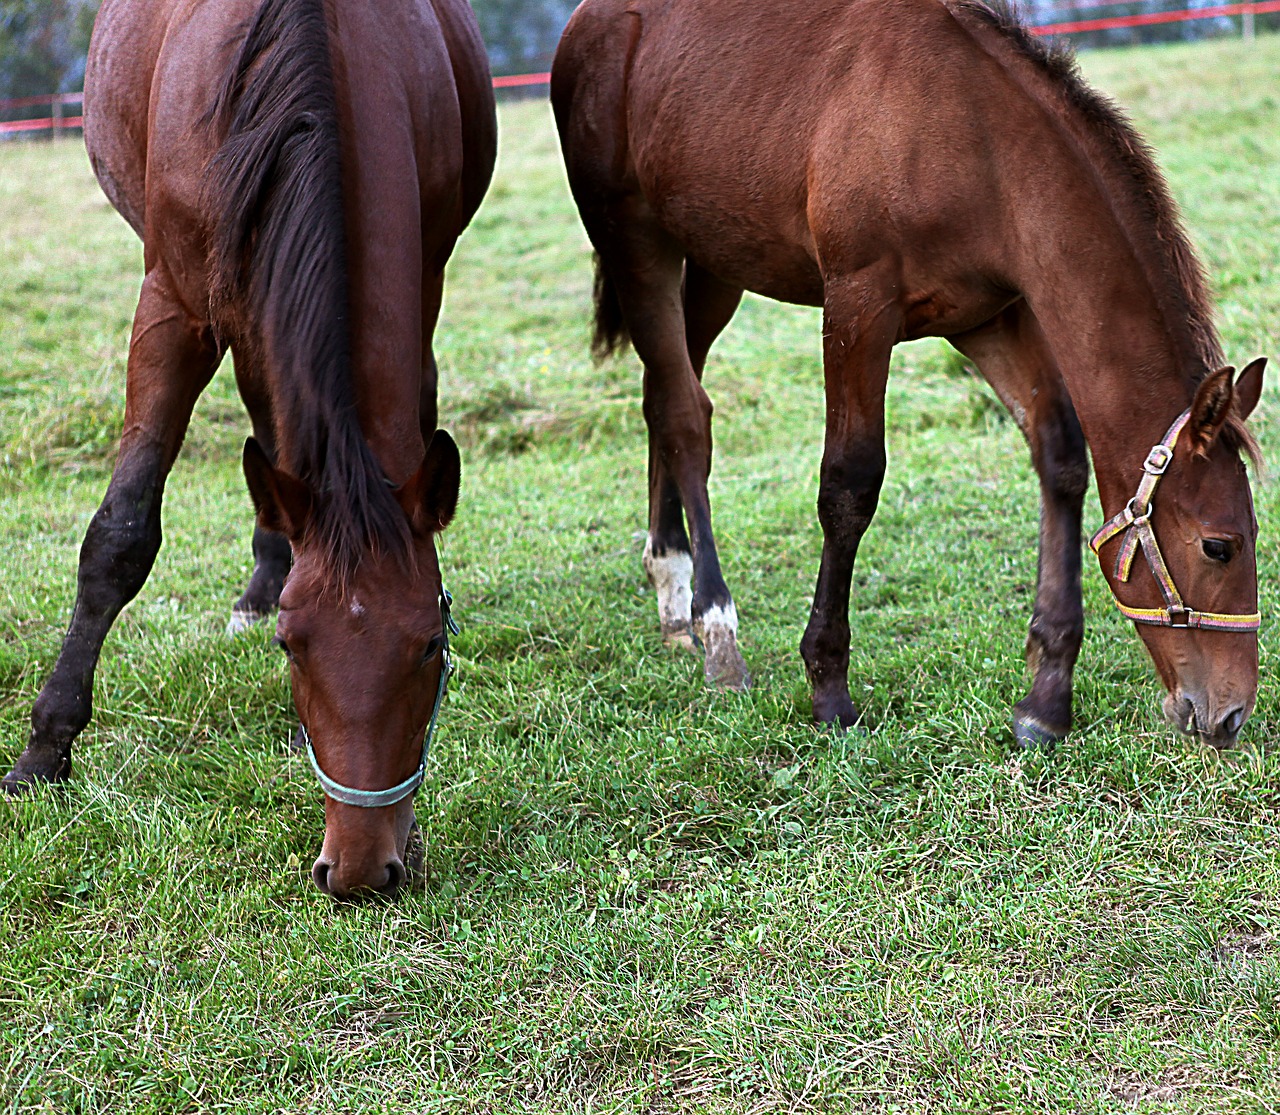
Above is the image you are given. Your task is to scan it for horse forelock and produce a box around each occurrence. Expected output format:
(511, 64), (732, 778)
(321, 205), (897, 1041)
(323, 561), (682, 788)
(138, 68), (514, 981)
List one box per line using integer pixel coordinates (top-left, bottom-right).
(950, 0), (1224, 377)
(205, 0), (409, 584)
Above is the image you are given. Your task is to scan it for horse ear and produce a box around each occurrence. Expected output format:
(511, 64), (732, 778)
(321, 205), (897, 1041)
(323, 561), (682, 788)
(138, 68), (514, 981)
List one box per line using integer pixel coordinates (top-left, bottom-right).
(395, 429), (461, 535)
(1234, 357), (1266, 421)
(1188, 366), (1235, 456)
(242, 438), (312, 540)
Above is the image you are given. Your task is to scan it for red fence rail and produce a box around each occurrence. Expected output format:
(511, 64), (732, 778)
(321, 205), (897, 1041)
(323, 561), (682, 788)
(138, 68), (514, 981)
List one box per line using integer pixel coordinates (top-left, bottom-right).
(1037, 0), (1280, 34)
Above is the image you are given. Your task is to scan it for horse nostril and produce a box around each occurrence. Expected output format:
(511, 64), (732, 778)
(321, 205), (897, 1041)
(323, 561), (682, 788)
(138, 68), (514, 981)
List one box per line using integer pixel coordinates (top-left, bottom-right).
(381, 859), (406, 896)
(1219, 706), (1247, 740)
(311, 859), (333, 894)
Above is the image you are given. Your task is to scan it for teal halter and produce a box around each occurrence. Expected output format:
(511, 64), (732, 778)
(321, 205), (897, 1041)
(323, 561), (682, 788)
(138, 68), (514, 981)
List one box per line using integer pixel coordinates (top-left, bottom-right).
(302, 590), (459, 809)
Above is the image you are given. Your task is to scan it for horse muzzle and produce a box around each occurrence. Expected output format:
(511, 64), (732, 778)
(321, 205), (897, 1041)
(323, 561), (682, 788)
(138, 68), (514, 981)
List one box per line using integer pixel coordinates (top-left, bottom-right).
(1163, 690), (1252, 749)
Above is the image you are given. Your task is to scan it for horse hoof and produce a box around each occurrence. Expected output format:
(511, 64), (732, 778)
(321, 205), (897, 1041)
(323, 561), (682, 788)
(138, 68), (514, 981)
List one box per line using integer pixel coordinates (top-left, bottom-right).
(661, 624), (699, 653)
(2, 753), (72, 795)
(694, 605), (750, 691)
(812, 695), (862, 732)
(706, 655), (750, 691)
(700, 629), (750, 690)
(1013, 715), (1064, 753)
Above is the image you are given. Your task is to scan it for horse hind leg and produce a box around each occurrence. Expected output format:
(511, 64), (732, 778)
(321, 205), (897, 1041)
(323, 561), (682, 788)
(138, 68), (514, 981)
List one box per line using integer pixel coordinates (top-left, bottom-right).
(950, 301), (1087, 749)
(226, 524), (292, 635)
(226, 348), (291, 635)
(593, 211), (748, 690)
(4, 265), (220, 790)
(643, 260), (744, 654)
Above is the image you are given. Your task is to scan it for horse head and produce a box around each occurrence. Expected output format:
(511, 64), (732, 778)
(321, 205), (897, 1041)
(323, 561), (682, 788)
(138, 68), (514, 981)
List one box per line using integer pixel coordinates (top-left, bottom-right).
(1092, 358), (1265, 748)
(244, 430), (461, 898)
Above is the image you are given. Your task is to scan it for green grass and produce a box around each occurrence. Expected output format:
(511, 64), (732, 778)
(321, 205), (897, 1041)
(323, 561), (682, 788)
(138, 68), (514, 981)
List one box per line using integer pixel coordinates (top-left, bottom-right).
(2, 34), (1280, 1114)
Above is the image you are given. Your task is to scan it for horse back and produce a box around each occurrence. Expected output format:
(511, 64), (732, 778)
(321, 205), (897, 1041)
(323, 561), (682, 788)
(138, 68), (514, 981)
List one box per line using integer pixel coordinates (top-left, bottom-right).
(556, 0), (1026, 317)
(85, 0), (492, 320)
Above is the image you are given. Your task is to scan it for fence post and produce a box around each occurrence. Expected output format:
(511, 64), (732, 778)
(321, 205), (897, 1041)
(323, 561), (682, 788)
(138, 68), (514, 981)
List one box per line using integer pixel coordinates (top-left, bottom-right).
(51, 94), (63, 140)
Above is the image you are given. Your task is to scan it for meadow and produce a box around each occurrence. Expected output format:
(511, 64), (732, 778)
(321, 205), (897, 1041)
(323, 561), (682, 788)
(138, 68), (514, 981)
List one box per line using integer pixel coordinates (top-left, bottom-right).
(1, 34), (1279, 1114)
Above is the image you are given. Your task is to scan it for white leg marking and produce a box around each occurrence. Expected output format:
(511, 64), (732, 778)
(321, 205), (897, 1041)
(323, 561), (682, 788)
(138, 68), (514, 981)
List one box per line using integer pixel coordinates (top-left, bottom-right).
(225, 607), (264, 637)
(643, 536), (694, 648)
(692, 602), (738, 642)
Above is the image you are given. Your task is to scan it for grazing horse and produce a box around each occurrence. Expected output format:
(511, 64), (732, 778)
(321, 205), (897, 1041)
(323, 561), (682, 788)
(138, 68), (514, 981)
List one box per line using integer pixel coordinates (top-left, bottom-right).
(2, 0), (496, 897)
(553, 0), (1266, 748)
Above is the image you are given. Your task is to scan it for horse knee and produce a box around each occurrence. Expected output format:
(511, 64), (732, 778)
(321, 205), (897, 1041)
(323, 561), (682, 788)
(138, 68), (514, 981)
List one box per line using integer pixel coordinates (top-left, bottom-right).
(77, 477), (164, 612)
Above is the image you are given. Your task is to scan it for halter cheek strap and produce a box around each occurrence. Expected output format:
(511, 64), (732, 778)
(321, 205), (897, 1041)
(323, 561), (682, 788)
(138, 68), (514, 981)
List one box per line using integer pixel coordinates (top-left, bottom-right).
(302, 589), (460, 808)
(1089, 412), (1259, 633)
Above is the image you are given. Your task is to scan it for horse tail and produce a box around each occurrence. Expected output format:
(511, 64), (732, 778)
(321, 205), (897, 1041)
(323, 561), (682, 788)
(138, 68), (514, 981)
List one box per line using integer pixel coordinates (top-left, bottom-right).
(206, 0), (408, 578)
(591, 253), (631, 361)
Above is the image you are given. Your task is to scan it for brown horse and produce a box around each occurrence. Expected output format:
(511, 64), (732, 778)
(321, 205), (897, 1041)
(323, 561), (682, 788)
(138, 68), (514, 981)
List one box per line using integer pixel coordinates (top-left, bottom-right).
(552, 0), (1266, 748)
(2, 0), (496, 897)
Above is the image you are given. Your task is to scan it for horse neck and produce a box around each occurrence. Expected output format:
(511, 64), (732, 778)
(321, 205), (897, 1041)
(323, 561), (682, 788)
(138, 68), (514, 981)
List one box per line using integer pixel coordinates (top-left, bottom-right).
(1001, 128), (1218, 506)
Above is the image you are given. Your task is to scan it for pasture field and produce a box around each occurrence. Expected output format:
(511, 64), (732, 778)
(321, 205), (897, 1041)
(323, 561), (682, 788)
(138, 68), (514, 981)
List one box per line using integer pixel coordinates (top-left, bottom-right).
(2, 35), (1280, 1115)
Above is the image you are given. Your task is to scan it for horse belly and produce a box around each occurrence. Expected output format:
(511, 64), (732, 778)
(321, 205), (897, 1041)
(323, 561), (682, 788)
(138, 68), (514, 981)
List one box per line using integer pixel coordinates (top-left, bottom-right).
(667, 204), (824, 306)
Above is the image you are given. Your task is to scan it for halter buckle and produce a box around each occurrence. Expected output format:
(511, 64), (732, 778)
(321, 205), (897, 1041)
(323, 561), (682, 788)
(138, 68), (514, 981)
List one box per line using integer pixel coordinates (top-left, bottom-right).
(1166, 606), (1191, 629)
(1143, 444), (1173, 475)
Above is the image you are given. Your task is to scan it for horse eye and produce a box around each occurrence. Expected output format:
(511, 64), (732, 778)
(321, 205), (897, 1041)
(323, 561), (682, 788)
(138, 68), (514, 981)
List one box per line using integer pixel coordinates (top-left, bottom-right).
(1202, 539), (1232, 564)
(420, 635), (444, 666)
(272, 635), (295, 662)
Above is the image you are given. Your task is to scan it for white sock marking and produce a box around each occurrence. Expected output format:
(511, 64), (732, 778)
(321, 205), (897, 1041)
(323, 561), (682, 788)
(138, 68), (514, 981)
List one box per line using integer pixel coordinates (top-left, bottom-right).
(693, 601), (739, 641)
(643, 536), (693, 633)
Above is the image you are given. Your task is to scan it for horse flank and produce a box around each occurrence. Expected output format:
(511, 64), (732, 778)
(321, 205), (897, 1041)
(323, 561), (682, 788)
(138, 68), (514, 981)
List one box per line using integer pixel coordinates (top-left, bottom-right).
(207, 0), (411, 579)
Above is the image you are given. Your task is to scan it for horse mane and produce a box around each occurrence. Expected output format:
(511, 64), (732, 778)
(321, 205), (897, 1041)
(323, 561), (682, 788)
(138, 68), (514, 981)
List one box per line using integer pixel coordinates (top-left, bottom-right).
(206, 0), (410, 581)
(950, 3), (1261, 430)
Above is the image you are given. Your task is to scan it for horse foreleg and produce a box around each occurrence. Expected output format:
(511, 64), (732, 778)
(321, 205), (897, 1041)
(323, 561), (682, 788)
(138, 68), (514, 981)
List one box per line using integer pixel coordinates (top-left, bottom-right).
(950, 302), (1087, 748)
(800, 275), (899, 728)
(4, 266), (219, 790)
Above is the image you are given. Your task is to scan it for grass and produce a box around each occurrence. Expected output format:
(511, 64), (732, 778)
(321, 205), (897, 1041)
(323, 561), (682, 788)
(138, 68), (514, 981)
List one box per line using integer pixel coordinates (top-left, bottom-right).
(1, 33), (1280, 1114)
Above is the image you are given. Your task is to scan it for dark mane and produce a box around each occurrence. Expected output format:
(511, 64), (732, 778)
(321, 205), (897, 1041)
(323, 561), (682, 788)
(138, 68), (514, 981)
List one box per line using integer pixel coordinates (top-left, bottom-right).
(206, 0), (409, 580)
(951, 0), (1225, 380)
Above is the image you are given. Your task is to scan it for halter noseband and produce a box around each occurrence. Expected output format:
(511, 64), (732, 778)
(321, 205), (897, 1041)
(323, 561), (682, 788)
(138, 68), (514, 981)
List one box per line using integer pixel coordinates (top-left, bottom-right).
(302, 589), (460, 808)
(1089, 412), (1259, 633)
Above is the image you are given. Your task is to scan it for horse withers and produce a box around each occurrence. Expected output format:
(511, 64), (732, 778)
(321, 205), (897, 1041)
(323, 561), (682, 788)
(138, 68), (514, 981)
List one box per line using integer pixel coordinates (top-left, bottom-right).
(2, 0), (496, 898)
(552, 0), (1265, 748)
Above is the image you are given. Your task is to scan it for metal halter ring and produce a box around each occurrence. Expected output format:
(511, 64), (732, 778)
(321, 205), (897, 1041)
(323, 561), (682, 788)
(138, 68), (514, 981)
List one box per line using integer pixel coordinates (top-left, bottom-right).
(302, 589), (459, 808)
